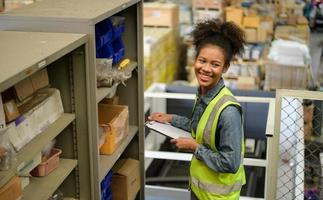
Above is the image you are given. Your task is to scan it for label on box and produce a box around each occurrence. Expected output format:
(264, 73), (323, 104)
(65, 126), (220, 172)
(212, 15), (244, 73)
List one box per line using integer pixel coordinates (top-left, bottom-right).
(152, 11), (161, 17)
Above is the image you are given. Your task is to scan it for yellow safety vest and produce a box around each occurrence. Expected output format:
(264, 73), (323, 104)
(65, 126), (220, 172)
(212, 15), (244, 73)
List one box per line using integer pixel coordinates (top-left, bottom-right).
(190, 87), (245, 200)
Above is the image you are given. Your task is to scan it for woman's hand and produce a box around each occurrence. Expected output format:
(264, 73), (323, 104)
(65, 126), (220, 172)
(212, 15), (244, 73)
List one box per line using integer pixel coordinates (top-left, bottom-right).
(148, 112), (173, 123)
(171, 137), (198, 151)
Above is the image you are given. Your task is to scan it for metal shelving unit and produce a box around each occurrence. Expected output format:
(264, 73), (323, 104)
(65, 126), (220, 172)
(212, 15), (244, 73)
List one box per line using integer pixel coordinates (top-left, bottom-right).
(99, 126), (138, 181)
(0, 113), (75, 188)
(23, 159), (78, 200)
(0, 1), (144, 199)
(0, 31), (91, 199)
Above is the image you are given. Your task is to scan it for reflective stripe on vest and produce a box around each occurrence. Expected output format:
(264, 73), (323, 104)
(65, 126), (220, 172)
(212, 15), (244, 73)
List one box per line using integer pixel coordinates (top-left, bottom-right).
(203, 95), (238, 148)
(191, 176), (243, 195)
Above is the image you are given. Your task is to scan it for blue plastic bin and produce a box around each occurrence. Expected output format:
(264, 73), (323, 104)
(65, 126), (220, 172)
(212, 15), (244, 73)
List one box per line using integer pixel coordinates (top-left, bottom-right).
(112, 37), (125, 64)
(96, 43), (114, 59)
(110, 16), (125, 40)
(95, 19), (113, 49)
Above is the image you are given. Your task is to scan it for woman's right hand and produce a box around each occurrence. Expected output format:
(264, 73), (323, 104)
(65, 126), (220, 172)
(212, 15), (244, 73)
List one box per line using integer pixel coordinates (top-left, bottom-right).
(148, 112), (173, 123)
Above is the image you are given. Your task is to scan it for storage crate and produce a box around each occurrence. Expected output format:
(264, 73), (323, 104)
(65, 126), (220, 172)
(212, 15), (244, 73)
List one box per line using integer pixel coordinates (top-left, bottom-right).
(30, 148), (62, 177)
(98, 104), (129, 155)
(264, 63), (309, 90)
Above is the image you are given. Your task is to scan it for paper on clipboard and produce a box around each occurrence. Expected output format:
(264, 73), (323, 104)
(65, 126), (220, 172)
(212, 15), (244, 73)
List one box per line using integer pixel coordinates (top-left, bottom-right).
(145, 121), (192, 139)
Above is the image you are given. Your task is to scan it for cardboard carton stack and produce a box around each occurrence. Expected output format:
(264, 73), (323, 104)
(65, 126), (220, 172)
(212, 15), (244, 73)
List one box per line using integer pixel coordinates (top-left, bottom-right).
(144, 27), (178, 89)
(225, 6), (274, 43)
(192, 0), (225, 23)
(143, 2), (180, 89)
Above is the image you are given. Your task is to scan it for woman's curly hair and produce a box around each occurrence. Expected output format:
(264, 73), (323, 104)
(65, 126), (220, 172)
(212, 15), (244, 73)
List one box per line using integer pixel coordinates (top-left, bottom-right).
(192, 19), (246, 66)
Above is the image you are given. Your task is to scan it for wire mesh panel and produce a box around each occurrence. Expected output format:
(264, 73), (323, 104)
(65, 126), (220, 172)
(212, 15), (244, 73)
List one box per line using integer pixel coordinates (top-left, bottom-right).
(269, 90), (323, 200)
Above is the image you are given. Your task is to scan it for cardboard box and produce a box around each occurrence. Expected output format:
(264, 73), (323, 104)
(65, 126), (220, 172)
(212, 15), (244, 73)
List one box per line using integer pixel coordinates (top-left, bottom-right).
(193, 0), (223, 9)
(98, 104), (129, 154)
(14, 78), (34, 101)
(30, 69), (49, 91)
(257, 27), (267, 42)
(243, 15), (260, 28)
(14, 68), (49, 101)
(143, 3), (179, 27)
(260, 17), (274, 34)
(3, 100), (20, 122)
(193, 9), (223, 23)
(0, 176), (22, 200)
(244, 28), (257, 43)
(112, 159), (140, 200)
(297, 16), (308, 25)
(225, 7), (243, 26)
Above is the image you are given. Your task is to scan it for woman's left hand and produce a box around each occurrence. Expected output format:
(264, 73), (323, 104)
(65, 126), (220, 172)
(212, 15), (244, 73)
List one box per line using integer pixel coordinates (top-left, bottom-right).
(171, 137), (198, 151)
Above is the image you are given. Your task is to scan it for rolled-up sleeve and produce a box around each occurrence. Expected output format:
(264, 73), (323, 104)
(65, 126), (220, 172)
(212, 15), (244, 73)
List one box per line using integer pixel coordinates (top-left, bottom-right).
(194, 106), (242, 173)
(171, 114), (191, 132)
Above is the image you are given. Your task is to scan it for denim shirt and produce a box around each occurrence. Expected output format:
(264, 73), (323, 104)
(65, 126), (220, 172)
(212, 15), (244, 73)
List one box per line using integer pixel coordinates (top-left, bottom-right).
(171, 79), (243, 173)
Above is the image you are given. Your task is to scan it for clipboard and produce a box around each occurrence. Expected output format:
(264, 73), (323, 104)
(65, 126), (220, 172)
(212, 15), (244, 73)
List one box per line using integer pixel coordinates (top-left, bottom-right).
(145, 121), (192, 139)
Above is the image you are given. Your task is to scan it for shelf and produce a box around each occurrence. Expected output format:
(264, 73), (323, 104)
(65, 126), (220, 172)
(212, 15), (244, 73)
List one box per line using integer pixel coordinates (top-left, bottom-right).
(99, 125), (138, 181)
(96, 61), (138, 103)
(23, 159), (77, 200)
(1, 0), (140, 23)
(0, 31), (87, 93)
(97, 83), (119, 103)
(0, 113), (75, 188)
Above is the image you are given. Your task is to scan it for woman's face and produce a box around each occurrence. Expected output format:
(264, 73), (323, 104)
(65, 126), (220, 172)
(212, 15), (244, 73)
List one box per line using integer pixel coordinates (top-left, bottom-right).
(194, 44), (228, 94)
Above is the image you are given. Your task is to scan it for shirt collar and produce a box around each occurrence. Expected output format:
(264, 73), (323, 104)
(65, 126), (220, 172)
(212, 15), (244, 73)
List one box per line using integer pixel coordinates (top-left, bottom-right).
(197, 78), (225, 105)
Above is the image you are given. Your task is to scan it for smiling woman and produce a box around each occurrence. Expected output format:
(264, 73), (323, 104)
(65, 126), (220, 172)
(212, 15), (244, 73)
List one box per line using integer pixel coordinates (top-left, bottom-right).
(148, 19), (246, 200)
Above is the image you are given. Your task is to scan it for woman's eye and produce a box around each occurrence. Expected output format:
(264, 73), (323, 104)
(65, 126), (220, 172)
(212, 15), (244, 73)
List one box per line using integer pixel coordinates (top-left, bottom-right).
(198, 59), (205, 64)
(211, 63), (220, 68)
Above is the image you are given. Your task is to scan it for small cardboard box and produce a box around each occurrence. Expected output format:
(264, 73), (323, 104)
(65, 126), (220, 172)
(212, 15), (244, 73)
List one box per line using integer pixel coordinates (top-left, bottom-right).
(112, 159), (140, 200)
(243, 15), (260, 28)
(0, 176), (22, 200)
(3, 100), (20, 122)
(30, 69), (49, 91)
(14, 68), (49, 101)
(225, 7), (243, 26)
(98, 104), (129, 154)
(143, 3), (179, 27)
(193, 0), (223, 9)
(244, 28), (257, 43)
(14, 78), (34, 101)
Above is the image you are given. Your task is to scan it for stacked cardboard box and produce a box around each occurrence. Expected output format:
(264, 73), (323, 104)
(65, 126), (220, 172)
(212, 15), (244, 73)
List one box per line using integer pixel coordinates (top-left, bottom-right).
(143, 2), (179, 28)
(144, 27), (179, 89)
(192, 0), (224, 23)
(275, 25), (310, 44)
(225, 6), (274, 43)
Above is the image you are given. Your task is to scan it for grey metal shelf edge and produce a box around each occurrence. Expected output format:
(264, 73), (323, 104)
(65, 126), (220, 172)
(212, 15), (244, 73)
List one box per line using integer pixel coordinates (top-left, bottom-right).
(23, 159), (78, 200)
(96, 61), (138, 103)
(99, 125), (138, 181)
(0, 31), (91, 199)
(0, 1), (144, 199)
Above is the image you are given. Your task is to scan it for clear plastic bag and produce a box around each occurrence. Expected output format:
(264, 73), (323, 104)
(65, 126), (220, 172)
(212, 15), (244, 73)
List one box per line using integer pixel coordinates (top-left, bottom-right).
(0, 128), (15, 170)
(96, 58), (135, 87)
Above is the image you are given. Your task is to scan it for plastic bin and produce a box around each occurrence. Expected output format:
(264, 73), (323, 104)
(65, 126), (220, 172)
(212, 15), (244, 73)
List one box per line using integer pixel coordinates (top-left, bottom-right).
(101, 171), (113, 200)
(112, 37), (125, 64)
(95, 19), (113, 49)
(110, 16), (125, 39)
(30, 148), (62, 177)
(96, 44), (114, 59)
